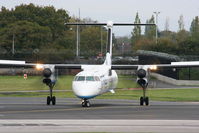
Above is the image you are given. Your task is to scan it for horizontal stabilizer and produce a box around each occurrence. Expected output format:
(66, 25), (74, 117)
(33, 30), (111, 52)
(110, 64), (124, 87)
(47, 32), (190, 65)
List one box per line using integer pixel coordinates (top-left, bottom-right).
(65, 23), (155, 26)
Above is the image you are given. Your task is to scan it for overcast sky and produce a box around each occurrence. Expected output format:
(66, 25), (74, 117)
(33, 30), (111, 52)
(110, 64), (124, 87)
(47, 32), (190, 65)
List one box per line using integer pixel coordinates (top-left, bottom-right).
(1, 0), (199, 36)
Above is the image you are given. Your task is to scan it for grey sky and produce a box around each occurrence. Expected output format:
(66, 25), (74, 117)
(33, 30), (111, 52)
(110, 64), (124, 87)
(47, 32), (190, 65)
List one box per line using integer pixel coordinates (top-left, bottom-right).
(0, 0), (198, 36)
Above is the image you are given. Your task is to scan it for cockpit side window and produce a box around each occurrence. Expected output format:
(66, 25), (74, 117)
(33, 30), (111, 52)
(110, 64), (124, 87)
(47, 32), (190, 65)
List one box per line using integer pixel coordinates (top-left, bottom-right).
(75, 76), (85, 81)
(74, 76), (78, 81)
(94, 76), (100, 81)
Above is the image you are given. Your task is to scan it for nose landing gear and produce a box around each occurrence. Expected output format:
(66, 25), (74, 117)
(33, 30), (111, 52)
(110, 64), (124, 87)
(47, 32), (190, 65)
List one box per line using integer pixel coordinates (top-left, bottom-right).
(81, 99), (90, 107)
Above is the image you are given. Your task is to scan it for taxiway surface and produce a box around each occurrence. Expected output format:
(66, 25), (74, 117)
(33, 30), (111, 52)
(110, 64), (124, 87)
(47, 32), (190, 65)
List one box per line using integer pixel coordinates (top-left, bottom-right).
(0, 97), (199, 132)
(0, 97), (199, 119)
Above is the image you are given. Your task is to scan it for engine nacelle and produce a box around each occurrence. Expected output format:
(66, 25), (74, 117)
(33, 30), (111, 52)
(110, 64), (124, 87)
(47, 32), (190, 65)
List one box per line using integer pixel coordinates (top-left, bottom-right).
(137, 69), (146, 78)
(43, 78), (52, 85)
(137, 78), (148, 88)
(43, 68), (52, 78)
(136, 67), (149, 88)
(42, 65), (56, 86)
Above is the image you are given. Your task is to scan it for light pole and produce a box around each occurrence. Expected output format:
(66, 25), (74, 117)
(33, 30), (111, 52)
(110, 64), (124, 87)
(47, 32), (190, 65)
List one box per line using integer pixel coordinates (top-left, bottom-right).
(100, 26), (103, 55)
(153, 11), (160, 44)
(76, 23), (79, 57)
(122, 43), (125, 55)
(76, 8), (81, 57)
(12, 33), (15, 55)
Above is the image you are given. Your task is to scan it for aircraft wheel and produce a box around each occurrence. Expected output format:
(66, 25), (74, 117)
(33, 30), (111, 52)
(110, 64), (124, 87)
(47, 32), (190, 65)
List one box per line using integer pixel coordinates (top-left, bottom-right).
(82, 102), (86, 107)
(86, 101), (90, 107)
(145, 97), (149, 106)
(47, 96), (51, 105)
(82, 100), (90, 107)
(52, 96), (56, 105)
(140, 97), (144, 106)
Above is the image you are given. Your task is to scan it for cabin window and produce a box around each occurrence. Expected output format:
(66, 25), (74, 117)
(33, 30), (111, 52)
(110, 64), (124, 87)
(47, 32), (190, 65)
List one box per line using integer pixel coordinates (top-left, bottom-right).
(75, 76), (85, 81)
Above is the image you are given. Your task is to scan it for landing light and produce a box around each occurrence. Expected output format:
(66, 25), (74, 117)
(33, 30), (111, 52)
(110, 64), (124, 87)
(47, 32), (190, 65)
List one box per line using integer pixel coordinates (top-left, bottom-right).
(149, 65), (157, 71)
(36, 64), (44, 70)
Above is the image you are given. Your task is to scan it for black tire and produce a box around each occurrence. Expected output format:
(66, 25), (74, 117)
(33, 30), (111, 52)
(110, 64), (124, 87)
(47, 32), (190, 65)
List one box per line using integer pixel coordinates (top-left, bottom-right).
(82, 102), (85, 107)
(140, 97), (144, 106)
(47, 96), (51, 105)
(145, 97), (149, 106)
(52, 96), (56, 105)
(86, 101), (90, 107)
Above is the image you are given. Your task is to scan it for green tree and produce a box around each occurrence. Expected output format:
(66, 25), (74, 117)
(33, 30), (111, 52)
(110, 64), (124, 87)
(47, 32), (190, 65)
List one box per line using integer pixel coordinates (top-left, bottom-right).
(131, 12), (141, 44)
(0, 21), (52, 52)
(178, 15), (185, 31)
(176, 30), (189, 44)
(13, 4), (70, 41)
(178, 38), (199, 55)
(0, 4), (72, 62)
(145, 15), (156, 39)
(190, 16), (199, 39)
(80, 26), (107, 56)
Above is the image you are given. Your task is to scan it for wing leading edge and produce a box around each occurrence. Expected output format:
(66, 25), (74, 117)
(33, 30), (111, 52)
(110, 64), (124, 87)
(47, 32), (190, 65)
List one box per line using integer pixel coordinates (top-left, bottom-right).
(0, 60), (82, 69)
(0, 60), (199, 70)
(112, 61), (199, 70)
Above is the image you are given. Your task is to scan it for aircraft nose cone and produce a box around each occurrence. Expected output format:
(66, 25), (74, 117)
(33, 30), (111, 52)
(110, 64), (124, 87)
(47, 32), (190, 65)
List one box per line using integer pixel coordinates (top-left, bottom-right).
(72, 82), (101, 99)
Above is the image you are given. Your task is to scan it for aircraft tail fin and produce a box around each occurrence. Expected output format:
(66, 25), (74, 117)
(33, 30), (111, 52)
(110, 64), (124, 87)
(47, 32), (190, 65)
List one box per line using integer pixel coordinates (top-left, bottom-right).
(103, 21), (113, 66)
(103, 53), (111, 65)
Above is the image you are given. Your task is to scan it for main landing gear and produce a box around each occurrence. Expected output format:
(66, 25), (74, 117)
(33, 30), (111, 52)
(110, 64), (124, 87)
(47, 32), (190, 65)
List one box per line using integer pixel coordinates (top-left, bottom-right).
(81, 99), (90, 107)
(140, 86), (149, 106)
(47, 84), (56, 105)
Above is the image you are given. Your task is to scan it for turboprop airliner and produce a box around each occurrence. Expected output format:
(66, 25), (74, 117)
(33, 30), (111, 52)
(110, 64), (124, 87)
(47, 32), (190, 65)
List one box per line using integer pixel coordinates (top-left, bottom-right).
(1, 21), (199, 107)
(72, 53), (118, 107)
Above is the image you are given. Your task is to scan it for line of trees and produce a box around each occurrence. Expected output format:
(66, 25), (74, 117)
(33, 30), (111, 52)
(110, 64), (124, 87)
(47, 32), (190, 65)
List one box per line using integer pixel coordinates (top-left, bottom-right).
(0, 4), (108, 62)
(130, 12), (199, 56)
(1, 4), (199, 63)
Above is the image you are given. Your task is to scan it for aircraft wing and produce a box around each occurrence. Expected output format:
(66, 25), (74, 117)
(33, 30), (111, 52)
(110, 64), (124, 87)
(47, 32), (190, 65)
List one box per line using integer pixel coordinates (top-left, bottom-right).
(0, 60), (35, 68)
(112, 61), (199, 70)
(0, 60), (82, 69)
(1, 60), (199, 70)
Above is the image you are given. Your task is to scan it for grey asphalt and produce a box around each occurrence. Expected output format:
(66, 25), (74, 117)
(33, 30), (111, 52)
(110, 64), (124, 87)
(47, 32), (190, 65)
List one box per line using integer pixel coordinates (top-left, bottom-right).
(0, 97), (199, 120)
(1, 97), (199, 133)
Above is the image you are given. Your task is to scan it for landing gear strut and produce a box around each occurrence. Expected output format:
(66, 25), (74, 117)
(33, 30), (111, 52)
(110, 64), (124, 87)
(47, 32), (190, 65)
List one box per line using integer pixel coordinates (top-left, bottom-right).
(81, 99), (90, 107)
(140, 86), (149, 106)
(47, 84), (56, 105)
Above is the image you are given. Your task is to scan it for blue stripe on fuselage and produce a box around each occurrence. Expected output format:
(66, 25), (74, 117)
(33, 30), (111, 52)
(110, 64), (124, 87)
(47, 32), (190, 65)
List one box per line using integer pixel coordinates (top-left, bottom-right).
(76, 95), (98, 99)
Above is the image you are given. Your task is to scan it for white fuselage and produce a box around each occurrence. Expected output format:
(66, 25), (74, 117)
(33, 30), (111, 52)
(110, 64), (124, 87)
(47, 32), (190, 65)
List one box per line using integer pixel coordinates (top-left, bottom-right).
(72, 22), (117, 100)
(72, 65), (118, 99)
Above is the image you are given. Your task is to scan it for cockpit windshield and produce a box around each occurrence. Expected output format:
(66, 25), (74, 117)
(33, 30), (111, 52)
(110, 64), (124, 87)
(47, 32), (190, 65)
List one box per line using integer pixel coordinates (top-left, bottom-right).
(86, 76), (94, 81)
(74, 76), (100, 81)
